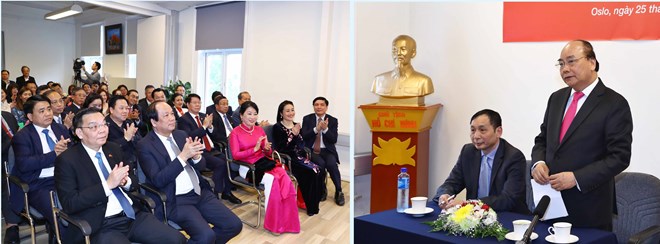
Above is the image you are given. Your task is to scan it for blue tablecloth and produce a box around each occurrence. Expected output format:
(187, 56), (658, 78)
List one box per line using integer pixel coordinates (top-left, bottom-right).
(355, 205), (617, 243)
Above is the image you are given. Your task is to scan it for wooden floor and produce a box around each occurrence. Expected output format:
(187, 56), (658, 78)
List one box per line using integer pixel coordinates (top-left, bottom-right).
(227, 178), (350, 244)
(2, 178), (350, 244)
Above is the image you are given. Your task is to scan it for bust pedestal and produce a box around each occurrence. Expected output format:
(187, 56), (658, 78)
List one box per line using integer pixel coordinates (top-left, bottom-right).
(359, 103), (442, 213)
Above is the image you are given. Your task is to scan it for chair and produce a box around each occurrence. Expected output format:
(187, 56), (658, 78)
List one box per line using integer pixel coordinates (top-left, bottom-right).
(216, 141), (291, 229)
(613, 172), (660, 244)
(49, 190), (92, 244)
(4, 160), (47, 244)
(49, 189), (156, 244)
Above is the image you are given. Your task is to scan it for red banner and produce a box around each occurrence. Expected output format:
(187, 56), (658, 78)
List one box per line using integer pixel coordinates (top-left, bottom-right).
(503, 2), (660, 42)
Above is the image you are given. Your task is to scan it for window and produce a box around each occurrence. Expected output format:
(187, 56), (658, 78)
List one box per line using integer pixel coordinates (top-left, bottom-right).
(200, 49), (242, 108)
(127, 54), (137, 78)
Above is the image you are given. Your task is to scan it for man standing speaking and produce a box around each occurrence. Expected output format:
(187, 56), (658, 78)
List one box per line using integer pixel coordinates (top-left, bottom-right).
(531, 40), (632, 231)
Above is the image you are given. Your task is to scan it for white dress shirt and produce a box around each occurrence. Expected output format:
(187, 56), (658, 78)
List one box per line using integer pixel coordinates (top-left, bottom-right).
(32, 124), (57, 178)
(155, 133), (201, 195)
(81, 143), (133, 217)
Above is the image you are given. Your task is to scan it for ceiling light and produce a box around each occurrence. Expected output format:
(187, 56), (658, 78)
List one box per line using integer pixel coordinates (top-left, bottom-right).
(45, 4), (83, 20)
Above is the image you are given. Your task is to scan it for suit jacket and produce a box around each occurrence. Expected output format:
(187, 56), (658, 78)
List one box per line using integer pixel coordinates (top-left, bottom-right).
(209, 110), (237, 145)
(136, 130), (212, 221)
(62, 104), (81, 120)
(55, 142), (140, 243)
(301, 113), (339, 164)
(433, 138), (528, 214)
(15, 76), (35, 89)
(531, 79), (632, 227)
(177, 112), (215, 150)
(137, 98), (149, 113)
(10, 122), (71, 212)
(105, 116), (142, 168)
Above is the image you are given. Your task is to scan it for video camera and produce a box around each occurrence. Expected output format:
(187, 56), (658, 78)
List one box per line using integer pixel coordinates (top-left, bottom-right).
(73, 58), (85, 82)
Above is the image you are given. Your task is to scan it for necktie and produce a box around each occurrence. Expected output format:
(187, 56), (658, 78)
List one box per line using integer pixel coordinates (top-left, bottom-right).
(2, 117), (13, 139)
(95, 152), (136, 219)
(559, 91), (585, 142)
(477, 155), (492, 198)
(477, 155), (491, 198)
(53, 116), (61, 124)
(42, 129), (56, 151)
(167, 137), (201, 195)
(313, 118), (322, 154)
(195, 116), (212, 151)
(223, 114), (233, 132)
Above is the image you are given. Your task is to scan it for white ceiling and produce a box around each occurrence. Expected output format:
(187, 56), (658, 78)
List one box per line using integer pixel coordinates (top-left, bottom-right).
(7, 1), (219, 24)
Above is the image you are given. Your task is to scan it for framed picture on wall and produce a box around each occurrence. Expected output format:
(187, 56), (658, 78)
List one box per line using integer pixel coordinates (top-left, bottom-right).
(105, 24), (123, 54)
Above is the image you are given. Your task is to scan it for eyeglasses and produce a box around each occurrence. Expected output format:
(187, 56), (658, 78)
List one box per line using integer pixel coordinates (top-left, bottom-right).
(556, 56), (585, 69)
(79, 122), (110, 131)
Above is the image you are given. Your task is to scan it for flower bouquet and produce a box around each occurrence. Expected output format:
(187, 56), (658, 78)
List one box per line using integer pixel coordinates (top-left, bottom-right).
(425, 200), (509, 241)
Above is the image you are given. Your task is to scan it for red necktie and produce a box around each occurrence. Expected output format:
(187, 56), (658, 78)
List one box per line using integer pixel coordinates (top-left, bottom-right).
(559, 91), (585, 142)
(195, 116), (212, 151)
(2, 117), (13, 139)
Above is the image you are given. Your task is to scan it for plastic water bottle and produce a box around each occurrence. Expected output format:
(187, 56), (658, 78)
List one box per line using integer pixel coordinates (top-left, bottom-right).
(396, 167), (410, 213)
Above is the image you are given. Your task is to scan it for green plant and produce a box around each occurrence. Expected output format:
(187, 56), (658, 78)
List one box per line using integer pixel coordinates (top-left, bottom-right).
(162, 80), (192, 101)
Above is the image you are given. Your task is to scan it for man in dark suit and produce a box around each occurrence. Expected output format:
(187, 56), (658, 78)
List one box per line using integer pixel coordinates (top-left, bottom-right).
(432, 109), (528, 213)
(55, 108), (185, 244)
(2, 69), (16, 90)
(177, 94), (241, 204)
(10, 95), (72, 242)
(301, 96), (344, 206)
(63, 87), (86, 120)
(205, 91), (233, 117)
(15, 66), (36, 89)
(138, 101), (242, 243)
(137, 85), (155, 114)
(532, 40), (632, 231)
(2, 111), (21, 244)
(209, 95), (237, 144)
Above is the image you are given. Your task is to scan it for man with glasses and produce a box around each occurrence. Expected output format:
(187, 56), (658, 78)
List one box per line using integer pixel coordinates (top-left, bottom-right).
(55, 108), (186, 243)
(531, 40), (632, 230)
(10, 95), (72, 243)
(63, 87), (86, 120)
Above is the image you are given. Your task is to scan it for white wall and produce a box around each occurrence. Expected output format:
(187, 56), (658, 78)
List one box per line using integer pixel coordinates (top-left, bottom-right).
(1, 3), (76, 86)
(243, 2), (350, 134)
(177, 8), (197, 94)
(355, 2), (660, 197)
(136, 15), (167, 93)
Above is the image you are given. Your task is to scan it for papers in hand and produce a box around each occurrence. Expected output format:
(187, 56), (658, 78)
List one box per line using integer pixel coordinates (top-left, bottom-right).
(530, 180), (568, 220)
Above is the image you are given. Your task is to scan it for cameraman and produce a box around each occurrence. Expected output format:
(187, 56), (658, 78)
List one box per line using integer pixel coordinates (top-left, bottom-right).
(81, 61), (101, 85)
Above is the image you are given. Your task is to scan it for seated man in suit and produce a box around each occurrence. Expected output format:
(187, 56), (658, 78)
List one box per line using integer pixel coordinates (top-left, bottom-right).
(138, 101), (242, 243)
(137, 85), (155, 114)
(230, 91), (268, 127)
(11, 95), (72, 242)
(177, 94), (241, 204)
(55, 108), (185, 244)
(301, 97), (344, 206)
(2, 69), (16, 91)
(63, 87), (86, 120)
(432, 109), (528, 213)
(205, 91), (231, 117)
(208, 95), (240, 178)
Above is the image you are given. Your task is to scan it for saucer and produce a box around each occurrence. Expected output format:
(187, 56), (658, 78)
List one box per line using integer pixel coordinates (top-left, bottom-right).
(545, 234), (579, 244)
(403, 207), (433, 217)
(504, 232), (538, 241)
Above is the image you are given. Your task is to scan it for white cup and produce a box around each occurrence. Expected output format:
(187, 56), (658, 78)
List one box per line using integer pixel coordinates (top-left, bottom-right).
(512, 219), (531, 238)
(410, 196), (427, 212)
(548, 222), (572, 242)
